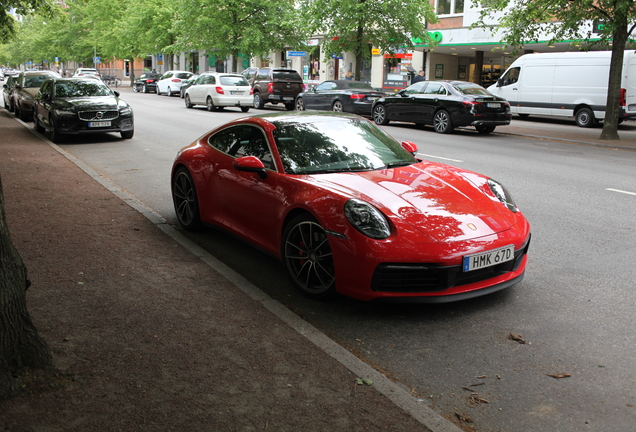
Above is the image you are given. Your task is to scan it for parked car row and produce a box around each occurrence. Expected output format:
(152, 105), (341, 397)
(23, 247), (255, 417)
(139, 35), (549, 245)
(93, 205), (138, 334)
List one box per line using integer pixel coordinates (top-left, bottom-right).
(3, 70), (134, 143)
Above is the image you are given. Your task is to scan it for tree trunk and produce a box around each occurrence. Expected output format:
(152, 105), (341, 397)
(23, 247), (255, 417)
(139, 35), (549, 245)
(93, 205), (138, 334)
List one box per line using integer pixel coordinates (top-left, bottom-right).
(354, 25), (366, 81)
(599, 9), (629, 141)
(0, 174), (52, 400)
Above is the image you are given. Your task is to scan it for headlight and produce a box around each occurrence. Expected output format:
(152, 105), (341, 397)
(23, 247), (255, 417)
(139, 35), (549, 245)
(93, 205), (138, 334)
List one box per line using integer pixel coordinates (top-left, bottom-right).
(119, 105), (132, 115)
(488, 179), (517, 213)
(54, 109), (75, 117)
(344, 199), (391, 239)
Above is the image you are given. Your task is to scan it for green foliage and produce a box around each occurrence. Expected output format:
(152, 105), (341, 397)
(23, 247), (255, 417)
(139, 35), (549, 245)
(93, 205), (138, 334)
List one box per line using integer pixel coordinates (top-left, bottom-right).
(300, 0), (437, 59)
(1, 0), (53, 43)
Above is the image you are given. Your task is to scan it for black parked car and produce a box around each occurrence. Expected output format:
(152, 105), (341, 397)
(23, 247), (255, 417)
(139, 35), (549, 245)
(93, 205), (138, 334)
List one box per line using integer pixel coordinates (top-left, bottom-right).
(180, 74), (199, 98)
(33, 77), (134, 143)
(2, 75), (17, 112)
(12, 70), (60, 121)
(295, 80), (385, 116)
(371, 80), (511, 134)
(132, 72), (162, 93)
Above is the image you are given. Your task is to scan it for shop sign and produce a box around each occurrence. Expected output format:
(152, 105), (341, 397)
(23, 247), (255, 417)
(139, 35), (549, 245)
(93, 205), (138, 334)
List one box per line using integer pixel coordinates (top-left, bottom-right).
(372, 48), (381, 56)
(412, 31), (443, 45)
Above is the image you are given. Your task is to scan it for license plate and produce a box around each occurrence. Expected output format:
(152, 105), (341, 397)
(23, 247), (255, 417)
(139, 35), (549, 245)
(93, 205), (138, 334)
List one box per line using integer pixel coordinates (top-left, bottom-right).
(463, 245), (514, 272)
(88, 121), (111, 127)
(628, 105), (636, 112)
(486, 103), (501, 108)
(230, 91), (244, 95)
(282, 97), (294, 101)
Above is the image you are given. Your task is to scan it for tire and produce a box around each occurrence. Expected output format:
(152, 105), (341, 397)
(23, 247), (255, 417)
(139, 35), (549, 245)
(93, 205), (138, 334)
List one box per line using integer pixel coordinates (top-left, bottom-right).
(133, 85), (139, 93)
(206, 97), (215, 112)
(575, 107), (595, 128)
(518, 114), (530, 118)
(433, 110), (453, 134)
(253, 92), (264, 109)
(167, 87), (173, 97)
(240, 106), (250, 113)
(121, 129), (134, 139)
(157, 86), (161, 96)
(14, 103), (21, 119)
(295, 97), (305, 111)
(372, 104), (389, 125)
(185, 94), (193, 108)
(143, 84), (148, 94)
(282, 214), (336, 300)
(50, 116), (63, 143)
(172, 167), (201, 231)
(476, 125), (496, 134)
(332, 100), (343, 112)
(33, 112), (44, 133)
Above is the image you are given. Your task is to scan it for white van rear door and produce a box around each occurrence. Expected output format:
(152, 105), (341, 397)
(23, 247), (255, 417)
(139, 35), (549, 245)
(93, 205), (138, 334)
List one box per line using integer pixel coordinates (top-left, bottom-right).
(624, 51), (636, 115)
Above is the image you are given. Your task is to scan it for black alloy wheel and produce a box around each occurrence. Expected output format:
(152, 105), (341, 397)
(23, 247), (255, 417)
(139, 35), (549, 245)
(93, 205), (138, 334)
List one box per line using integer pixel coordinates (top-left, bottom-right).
(282, 214), (336, 299)
(171, 167), (201, 231)
(372, 104), (389, 125)
(433, 110), (453, 134)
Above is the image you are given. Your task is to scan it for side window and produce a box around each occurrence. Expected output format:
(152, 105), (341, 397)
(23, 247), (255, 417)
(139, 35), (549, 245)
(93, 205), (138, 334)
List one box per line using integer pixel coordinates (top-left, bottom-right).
(404, 81), (426, 94)
(161, 72), (173, 80)
(256, 70), (270, 80)
(423, 82), (443, 95)
(315, 82), (332, 91)
(208, 125), (274, 170)
(206, 75), (216, 85)
(40, 80), (52, 96)
(500, 67), (520, 86)
(195, 75), (206, 85)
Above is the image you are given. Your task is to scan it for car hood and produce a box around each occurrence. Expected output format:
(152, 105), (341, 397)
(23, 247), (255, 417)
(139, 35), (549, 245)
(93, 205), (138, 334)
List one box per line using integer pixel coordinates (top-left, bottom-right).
(21, 88), (40, 98)
(306, 162), (516, 243)
(54, 96), (120, 110)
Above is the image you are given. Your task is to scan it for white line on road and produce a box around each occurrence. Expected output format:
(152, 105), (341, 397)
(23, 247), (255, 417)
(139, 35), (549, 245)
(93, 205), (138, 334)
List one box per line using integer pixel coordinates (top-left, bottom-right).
(606, 188), (636, 196)
(418, 153), (464, 163)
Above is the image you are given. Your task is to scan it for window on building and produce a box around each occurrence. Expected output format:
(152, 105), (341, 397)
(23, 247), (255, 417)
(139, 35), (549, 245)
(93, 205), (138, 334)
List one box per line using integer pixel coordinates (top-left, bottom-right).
(437, 0), (464, 15)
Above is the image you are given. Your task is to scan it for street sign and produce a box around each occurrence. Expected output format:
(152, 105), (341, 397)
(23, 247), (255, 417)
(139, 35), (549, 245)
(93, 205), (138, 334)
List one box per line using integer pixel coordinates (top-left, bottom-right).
(94, 56), (101, 64)
(287, 51), (308, 57)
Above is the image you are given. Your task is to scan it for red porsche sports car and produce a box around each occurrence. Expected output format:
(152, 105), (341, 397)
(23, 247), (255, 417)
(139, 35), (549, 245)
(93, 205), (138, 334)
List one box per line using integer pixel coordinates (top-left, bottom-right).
(171, 112), (530, 302)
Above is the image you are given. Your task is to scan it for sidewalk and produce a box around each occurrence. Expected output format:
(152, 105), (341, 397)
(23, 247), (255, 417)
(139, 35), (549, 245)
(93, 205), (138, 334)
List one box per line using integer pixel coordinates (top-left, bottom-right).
(0, 111), (446, 430)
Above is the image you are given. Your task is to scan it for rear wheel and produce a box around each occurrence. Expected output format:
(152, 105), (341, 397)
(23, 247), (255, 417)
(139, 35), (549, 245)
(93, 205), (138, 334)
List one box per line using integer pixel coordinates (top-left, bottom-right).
(253, 92), (264, 109)
(282, 214), (336, 300)
(295, 97), (305, 111)
(172, 167), (201, 231)
(156, 86), (161, 96)
(433, 110), (453, 134)
(575, 107), (595, 128)
(332, 100), (343, 112)
(476, 125), (496, 134)
(240, 106), (250, 113)
(143, 84), (148, 94)
(285, 103), (295, 111)
(372, 104), (389, 125)
(206, 97), (216, 112)
(133, 85), (139, 93)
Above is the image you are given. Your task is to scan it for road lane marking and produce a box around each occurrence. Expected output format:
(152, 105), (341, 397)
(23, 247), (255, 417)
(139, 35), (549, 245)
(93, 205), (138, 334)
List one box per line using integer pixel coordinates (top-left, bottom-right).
(606, 188), (636, 196)
(418, 153), (464, 163)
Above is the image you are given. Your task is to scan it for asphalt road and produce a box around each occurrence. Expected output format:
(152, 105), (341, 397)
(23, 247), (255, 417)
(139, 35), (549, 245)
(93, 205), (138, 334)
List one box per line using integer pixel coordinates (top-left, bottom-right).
(58, 89), (636, 432)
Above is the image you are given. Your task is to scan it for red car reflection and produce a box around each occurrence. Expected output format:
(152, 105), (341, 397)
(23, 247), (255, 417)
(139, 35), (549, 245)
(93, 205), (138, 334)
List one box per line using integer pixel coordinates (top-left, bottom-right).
(171, 112), (530, 302)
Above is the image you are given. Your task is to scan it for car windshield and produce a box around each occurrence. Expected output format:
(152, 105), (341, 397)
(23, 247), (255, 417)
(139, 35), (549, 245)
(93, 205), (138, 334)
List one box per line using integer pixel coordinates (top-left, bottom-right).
(272, 117), (416, 175)
(54, 81), (112, 98)
(220, 76), (249, 86)
(24, 76), (51, 88)
(452, 83), (491, 96)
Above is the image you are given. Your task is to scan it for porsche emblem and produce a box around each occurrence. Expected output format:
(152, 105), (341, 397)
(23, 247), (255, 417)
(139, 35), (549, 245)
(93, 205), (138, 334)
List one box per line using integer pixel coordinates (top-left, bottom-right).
(467, 223), (477, 231)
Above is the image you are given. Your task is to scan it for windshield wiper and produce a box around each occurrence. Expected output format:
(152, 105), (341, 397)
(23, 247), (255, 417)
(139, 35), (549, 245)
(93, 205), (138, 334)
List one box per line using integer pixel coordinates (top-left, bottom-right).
(385, 161), (413, 169)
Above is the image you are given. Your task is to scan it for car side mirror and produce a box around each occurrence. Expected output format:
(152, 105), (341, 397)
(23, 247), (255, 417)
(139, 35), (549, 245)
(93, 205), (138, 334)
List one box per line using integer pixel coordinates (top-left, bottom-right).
(41, 92), (49, 99)
(233, 156), (268, 179)
(497, 78), (503, 87)
(401, 141), (418, 156)
(113, 90), (120, 97)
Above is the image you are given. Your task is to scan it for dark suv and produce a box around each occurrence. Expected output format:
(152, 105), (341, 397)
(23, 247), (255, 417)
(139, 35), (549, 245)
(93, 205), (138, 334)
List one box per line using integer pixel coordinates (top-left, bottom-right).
(248, 68), (304, 110)
(13, 70), (60, 121)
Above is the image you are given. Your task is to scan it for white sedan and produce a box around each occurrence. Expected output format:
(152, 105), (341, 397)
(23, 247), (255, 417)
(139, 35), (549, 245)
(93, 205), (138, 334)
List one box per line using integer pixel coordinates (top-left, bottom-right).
(184, 72), (253, 112)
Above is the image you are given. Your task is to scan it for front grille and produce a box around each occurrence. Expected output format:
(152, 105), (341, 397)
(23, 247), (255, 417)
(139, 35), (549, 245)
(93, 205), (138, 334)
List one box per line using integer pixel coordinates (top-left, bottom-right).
(371, 237), (530, 293)
(78, 110), (119, 121)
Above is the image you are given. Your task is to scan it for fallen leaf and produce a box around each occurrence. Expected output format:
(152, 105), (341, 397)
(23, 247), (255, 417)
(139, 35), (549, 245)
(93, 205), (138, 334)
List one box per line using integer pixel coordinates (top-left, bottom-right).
(547, 373), (571, 379)
(508, 333), (526, 344)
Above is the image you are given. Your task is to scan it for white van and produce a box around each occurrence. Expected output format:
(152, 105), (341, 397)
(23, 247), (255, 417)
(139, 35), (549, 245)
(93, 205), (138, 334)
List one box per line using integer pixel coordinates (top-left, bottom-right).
(488, 50), (636, 127)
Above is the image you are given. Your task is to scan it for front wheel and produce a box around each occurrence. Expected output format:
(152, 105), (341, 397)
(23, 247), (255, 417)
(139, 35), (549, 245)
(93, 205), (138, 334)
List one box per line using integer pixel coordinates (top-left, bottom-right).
(282, 214), (336, 300)
(156, 86), (161, 96)
(185, 94), (193, 108)
(143, 84), (148, 94)
(476, 125), (496, 134)
(50, 116), (63, 143)
(206, 97), (215, 112)
(172, 167), (201, 231)
(332, 100), (343, 112)
(33, 112), (44, 133)
(167, 87), (173, 97)
(372, 104), (389, 125)
(133, 85), (139, 93)
(433, 110), (453, 134)
(575, 107), (595, 128)
(121, 130), (134, 139)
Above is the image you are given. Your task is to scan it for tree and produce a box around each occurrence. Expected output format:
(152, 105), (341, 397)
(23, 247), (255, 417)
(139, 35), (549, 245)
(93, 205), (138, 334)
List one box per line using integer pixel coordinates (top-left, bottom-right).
(1, 0), (52, 43)
(172, 0), (306, 72)
(0, 175), (52, 400)
(300, 0), (437, 81)
(472, 0), (636, 140)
